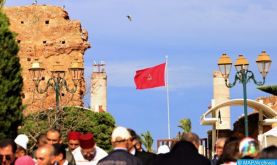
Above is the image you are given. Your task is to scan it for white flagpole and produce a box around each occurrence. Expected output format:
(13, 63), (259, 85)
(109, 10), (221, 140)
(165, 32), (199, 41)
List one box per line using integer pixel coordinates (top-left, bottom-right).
(165, 56), (171, 139)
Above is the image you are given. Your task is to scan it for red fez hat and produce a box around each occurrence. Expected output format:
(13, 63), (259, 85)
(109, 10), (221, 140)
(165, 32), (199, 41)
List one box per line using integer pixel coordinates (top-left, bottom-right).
(79, 133), (95, 149)
(68, 131), (81, 141)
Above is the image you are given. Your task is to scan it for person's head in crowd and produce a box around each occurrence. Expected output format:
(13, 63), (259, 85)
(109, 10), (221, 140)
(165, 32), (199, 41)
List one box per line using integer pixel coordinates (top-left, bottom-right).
(0, 139), (16, 165)
(239, 137), (259, 159)
(127, 128), (140, 152)
(35, 144), (55, 165)
(37, 133), (47, 147)
(259, 145), (277, 159)
(157, 145), (170, 154)
(15, 155), (35, 165)
(79, 133), (96, 161)
(0, 139), (17, 165)
(181, 132), (200, 149)
(14, 134), (29, 158)
(53, 143), (67, 165)
(215, 137), (226, 158)
(132, 133), (143, 152)
(46, 128), (62, 145)
(135, 138), (143, 152)
(112, 126), (131, 150)
(67, 131), (81, 152)
(217, 136), (242, 164)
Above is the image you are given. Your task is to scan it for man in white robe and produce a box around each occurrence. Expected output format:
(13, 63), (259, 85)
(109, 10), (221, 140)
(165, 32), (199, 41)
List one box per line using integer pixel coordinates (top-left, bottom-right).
(72, 133), (107, 165)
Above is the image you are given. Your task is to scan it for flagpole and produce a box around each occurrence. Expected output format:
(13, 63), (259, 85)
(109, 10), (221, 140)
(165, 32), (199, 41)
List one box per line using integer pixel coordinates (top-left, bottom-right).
(165, 56), (171, 139)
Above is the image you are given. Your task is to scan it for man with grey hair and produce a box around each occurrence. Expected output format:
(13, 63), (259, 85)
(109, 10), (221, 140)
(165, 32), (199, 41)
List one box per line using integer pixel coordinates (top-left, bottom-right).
(211, 138), (226, 165)
(181, 132), (200, 150)
(97, 126), (142, 165)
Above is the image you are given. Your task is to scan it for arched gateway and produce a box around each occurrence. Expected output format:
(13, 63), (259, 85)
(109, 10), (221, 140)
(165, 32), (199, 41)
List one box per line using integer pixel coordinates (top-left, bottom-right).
(201, 98), (277, 156)
(201, 98), (277, 126)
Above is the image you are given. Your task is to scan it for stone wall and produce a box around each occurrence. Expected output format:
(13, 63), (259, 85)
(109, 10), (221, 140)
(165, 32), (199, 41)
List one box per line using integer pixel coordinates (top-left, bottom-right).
(4, 5), (90, 115)
(257, 95), (277, 111)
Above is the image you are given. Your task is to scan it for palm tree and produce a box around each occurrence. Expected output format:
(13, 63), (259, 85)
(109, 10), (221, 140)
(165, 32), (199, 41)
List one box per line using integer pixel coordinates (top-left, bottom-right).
(141, 131), (153, 152)
(178, 118), (191, 133)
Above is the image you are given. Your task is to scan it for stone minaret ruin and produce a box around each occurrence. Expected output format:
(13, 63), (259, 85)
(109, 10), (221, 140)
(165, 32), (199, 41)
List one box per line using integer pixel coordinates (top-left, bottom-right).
(212, 71), (231, 129)
(4, 5), (90, 114)
(91, 62), (107, 112)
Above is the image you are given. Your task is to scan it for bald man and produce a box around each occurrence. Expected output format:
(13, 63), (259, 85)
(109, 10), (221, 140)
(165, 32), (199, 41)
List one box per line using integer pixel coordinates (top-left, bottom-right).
(35, 145), (55, 165)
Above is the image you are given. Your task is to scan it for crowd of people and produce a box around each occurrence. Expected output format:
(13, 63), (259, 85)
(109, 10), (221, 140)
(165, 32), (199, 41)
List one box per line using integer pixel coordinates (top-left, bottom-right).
(0, 126), (276, 165)
(210, 135), (277, 165)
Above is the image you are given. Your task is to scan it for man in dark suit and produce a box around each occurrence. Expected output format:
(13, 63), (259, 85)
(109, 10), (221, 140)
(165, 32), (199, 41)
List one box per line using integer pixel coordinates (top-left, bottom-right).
(97, 126), (142, 165)
(53, 143), (74, 165)
(211, 138), (226, 165)
(152, 132), (210, 165)
(128, 129), (156, 165)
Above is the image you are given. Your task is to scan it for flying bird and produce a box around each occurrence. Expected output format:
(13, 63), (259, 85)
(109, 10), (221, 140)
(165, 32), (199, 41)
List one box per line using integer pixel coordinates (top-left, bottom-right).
(32, 0), (37, 5)
(127, 15), (132, 22)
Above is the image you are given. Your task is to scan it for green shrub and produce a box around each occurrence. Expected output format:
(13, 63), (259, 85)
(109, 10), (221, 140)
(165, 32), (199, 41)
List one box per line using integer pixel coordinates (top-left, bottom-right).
(19, 106), (115, 152)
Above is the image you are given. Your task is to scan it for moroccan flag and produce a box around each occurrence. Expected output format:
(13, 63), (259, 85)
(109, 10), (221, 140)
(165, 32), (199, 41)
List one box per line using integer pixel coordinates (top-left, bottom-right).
(134, 63), (166, 89)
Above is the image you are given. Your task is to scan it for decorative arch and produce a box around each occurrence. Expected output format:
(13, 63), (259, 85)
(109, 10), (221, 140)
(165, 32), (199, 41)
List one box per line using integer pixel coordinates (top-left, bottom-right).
(201, 99), (277, 125)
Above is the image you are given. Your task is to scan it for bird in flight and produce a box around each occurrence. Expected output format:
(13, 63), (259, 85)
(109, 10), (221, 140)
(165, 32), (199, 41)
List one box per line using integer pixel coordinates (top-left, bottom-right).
(127, 15), (132, 21)
(32, 0), (37, 5)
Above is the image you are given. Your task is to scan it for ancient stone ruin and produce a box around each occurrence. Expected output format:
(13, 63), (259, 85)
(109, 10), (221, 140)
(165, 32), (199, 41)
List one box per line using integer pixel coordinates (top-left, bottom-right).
(4, 5), (90, 115)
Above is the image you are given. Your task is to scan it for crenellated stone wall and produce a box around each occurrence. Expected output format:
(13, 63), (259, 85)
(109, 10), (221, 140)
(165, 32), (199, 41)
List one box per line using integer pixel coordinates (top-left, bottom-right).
(3, 5), (90, 115)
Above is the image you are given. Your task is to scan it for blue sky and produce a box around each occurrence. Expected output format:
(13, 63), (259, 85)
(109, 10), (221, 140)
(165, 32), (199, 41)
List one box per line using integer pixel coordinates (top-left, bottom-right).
(5, 0), (277, 149)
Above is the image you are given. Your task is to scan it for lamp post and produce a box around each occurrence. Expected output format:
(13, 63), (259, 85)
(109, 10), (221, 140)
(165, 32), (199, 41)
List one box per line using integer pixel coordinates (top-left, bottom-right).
(29, 59), (84, 126)
(217, 51), (272, 137)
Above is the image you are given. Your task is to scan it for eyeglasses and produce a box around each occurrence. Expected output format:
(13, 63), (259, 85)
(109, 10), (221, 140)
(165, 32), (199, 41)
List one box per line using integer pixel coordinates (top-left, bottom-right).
(81, 149), (96, 155)
(0, 154), (12, 161)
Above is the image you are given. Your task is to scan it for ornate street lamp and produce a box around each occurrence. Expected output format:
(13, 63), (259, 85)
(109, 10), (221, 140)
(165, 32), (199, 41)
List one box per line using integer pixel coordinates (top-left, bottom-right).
(29, 59), (84, 114)
(217, 51), (272, 137)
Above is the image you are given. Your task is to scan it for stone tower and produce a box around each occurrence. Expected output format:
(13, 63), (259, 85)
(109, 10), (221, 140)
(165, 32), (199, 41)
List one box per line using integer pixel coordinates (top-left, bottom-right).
(91, 62), (107, 112)
(4, 5), (90, 114)
(212, 71), (231, 129)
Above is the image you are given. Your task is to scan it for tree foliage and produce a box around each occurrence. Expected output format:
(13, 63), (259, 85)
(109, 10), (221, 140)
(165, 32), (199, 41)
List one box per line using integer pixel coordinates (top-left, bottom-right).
(141, 131), (153, 152)
(0, 8), (23, 139)
(178, 118), (191, 133)
(19, 107), (115, 151)
(0, 0), (5, 8)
